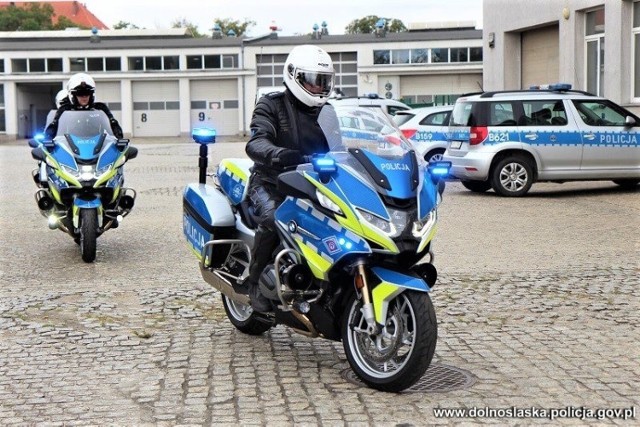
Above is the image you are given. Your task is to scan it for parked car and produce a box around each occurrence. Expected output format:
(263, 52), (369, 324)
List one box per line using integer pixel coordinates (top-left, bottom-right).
(393, 106), (453, 163)
(329, 94), (411, 116)
(444, 84), (640, 196)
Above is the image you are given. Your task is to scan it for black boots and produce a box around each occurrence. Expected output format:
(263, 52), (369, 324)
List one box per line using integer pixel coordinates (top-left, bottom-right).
(249, 282), (272, 313)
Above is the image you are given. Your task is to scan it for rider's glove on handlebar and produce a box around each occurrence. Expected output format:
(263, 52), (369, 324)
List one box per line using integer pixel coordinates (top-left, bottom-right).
(276, 149), (304, 167)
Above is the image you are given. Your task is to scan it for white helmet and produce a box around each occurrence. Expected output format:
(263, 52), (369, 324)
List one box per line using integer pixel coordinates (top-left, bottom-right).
(67, 73), (96, 107)
(55, 89), (69, 108)
(283, 45), (335, 108)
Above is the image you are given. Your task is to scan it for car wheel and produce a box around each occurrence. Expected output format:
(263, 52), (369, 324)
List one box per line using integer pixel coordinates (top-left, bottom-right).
(612, 179), (639, 189)
(461, 179), (492, 193)
(424, 149), (445, 164)
(491, 156), (534, 197)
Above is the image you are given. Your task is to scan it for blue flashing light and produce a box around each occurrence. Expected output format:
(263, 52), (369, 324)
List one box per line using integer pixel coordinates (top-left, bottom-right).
(312, 156), (337, 174)
(428, 161), (451, 177)
(34, 132), (45, 143)
(191, 127), (217, 144)
(530, 83), (572, 91)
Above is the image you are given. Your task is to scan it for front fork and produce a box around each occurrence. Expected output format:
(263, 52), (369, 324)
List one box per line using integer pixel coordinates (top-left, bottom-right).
(354, 261), (380, 335)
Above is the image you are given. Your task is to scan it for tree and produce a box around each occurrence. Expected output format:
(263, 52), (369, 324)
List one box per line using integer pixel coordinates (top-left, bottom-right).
(345, 15), (407, 34)
(0, 3), (54, 31)
(213, 18), (256, 37)
(113, 21), (140, 30)
(172, 18), (204, 37)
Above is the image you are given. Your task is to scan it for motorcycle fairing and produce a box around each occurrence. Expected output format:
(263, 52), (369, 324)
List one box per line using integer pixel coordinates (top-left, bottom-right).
(67, 133), (103, 162)
(217, 159), (252, 205)
(275, 197), (370, 280)
(357, 149), (418, 199)
(303, 168), (400, 254)
(370, 266), (430, 324)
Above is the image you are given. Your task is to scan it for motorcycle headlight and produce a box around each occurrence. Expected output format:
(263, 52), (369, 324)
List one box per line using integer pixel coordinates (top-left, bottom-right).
(412, 208), (437, 238)
(316, 190), (343, 215)
(356, 208), (396, 236)
(79, 165), (96, 181)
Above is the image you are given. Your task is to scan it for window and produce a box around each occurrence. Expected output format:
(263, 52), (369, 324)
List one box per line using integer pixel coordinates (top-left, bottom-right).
(488, 102), (516, 126)
(0, 59), (4, 73)
(48, 58), (63, 72)
(420, 111), (451, 126)
(391, 50), (410, 64)
(572, 100), (638, 126)
(450, 48), (468, 63)
(373, 50), (391, 65)
(127, 56), (180, 71)
(431, 48), (448, 63)
(585, 8), (605, 96)
(187, 54), (237, 70)
(330, 52), (358, 97)
(521, 101), (567, 126)
(29, 58), (45, 72)
(87, 57), (104, 72)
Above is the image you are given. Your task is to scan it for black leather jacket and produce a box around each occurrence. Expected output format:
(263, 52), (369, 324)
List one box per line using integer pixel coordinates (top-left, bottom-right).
(246, 89), (329, 184)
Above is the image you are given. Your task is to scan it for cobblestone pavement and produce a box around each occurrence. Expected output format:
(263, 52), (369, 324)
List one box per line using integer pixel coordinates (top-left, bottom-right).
(1, 139), (638, 426)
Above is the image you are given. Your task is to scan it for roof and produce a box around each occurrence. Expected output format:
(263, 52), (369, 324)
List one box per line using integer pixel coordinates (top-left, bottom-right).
(0, 28), (482, 52)
(0, 1), (108, 29)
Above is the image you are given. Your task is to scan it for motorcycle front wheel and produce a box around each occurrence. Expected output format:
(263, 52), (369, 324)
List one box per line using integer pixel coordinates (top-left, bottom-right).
(342, 290), (437, 392)
(80, 208), (97, 263)
(221, 295), (272, 335)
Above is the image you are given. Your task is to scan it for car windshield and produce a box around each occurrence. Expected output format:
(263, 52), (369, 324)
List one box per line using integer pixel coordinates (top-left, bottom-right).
(55, 110), (113, 138)
(319, 104), (415, 158)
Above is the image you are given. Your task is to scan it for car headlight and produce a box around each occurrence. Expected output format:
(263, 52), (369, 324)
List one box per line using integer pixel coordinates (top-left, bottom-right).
(356, 208), (396, 236)
(316, 190), (343, 215)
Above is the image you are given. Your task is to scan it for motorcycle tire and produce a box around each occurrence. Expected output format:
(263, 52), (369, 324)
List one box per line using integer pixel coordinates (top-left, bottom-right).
(80, 208), (97, 263)
(342, 290), (437, 392)
(221, 295), (272, 335)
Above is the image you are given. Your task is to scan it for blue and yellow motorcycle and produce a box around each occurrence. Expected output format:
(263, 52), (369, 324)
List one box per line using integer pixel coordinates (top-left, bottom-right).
(183, 105), (449, 392)
(29, 110), (138, 262)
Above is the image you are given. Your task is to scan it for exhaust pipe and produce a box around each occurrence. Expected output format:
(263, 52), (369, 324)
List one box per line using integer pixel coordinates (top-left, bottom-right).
(35, 190), (54, 211)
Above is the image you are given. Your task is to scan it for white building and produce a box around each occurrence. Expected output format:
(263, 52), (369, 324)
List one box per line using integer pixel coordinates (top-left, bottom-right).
(0, 26), (482, 140)
(483, 0), (639, 115)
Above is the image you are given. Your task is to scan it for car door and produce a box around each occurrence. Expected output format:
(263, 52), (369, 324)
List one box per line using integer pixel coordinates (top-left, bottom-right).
(571, 99), (640, 171)
(518, 100), (583, 173)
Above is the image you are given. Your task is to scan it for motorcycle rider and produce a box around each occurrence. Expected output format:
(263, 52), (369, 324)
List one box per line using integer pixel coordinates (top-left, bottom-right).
(44, 73), (123, 139)
(245, 44), (335, 312)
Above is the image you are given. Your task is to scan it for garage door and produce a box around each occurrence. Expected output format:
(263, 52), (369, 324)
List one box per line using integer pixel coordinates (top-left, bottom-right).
(97, 81), (122, 123)
(521, 24), (559, 89)
(132, 81), (180, 137)
(400, 74), (482, 104)
(190, 79), (239, 137)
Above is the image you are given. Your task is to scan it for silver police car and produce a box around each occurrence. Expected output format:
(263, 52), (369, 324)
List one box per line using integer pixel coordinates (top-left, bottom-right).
(444, 84), (640, 196)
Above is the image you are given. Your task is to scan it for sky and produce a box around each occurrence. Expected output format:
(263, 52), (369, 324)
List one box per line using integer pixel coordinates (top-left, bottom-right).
(78, 0), (483, 36)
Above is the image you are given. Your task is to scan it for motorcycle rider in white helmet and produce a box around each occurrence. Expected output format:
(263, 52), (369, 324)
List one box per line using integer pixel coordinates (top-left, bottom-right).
(244, 44), (336, 312)
(44, 72), (123, 139)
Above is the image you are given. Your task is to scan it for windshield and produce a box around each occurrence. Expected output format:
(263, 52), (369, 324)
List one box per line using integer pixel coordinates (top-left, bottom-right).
(319, 104), (415, 158)
(55, 110), (113, 138)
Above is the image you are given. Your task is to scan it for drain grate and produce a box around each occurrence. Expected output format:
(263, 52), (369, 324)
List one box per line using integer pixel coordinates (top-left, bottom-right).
(341, 363), (476, 393)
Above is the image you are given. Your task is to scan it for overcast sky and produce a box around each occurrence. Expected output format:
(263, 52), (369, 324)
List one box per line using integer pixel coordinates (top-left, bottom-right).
(79, 0), (483, 36)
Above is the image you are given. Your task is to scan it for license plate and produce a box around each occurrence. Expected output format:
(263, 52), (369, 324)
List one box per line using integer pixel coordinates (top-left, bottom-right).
(450, 140), (462, 149)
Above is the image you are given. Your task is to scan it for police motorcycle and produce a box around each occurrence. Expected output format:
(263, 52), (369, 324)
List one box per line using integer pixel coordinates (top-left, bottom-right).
(29, 110), (138, 263)
(182, 104), (450, 392)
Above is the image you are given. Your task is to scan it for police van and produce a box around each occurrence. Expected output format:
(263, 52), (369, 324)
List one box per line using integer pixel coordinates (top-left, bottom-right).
(444, 84), (640, 196)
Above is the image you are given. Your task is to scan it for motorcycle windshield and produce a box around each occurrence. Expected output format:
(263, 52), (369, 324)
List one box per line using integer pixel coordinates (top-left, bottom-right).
(54, 110), (113, 162)
(318, 104), (422, 199)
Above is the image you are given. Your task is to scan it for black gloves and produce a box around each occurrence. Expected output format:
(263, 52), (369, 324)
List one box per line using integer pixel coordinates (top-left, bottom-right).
(110, 119), (123, 139)
(276, 149), (303, 167)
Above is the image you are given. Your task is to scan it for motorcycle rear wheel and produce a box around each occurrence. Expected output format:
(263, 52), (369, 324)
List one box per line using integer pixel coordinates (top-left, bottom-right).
(342, 290), (437, 392)
(80, 208), (97, 263)
(221, 295), (272, 335)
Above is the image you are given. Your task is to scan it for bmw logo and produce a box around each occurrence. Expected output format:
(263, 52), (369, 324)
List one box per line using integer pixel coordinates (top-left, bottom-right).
(288, 221), (297, 233)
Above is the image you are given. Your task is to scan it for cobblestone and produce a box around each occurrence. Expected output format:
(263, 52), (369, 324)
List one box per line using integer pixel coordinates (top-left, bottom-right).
(1, 139), (639, 425)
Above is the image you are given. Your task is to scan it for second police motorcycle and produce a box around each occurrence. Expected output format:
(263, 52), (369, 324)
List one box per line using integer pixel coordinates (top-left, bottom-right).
(183, 104), (450, 392)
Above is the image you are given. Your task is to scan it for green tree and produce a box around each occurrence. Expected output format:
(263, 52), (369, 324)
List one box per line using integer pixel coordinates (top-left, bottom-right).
(345, 15), (406, 34)
(171, 18), (204, 37)
(113, 21), (140, 30)
(0, 2), (54, 31)
(213, 18), (256, 37)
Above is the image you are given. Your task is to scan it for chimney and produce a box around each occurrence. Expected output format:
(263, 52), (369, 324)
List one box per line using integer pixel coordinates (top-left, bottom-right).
(90, 27), (100, 43)
(321, 21), (328, 36)
(212, 23), (222, 39)
(311, 23), (321, 40)
(269, 21), (279, 39)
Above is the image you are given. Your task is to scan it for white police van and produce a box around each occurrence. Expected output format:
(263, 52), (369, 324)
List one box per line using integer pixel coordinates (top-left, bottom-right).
(444, 84), (640, 196)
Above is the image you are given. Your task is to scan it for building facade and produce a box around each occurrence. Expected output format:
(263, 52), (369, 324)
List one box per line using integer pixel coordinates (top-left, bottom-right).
(0, 27), (482, 140)
(483, 0), (640, 115)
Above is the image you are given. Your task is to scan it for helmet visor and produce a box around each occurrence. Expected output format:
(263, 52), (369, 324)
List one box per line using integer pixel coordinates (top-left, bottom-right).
(295, 69), (334, 97)
(73, 89), (93, 97)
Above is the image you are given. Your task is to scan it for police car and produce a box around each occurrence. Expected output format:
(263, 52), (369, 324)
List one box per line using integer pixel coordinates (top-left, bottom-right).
(329, 94), (410, 117)
(393, 106), (453, 163)
(443, 84), (640, 196)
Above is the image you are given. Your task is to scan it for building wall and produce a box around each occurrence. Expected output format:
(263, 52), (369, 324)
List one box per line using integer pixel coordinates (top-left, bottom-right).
(483, 0), (638, 114)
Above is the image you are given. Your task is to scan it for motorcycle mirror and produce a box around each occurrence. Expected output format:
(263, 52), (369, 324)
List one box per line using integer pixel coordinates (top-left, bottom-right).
(125, 146), (138, 160)
(28, 139), (39, 148)
(31, 146), (46, 161)
(192, 127), (216, 145)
